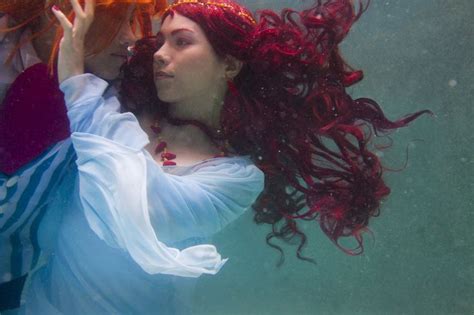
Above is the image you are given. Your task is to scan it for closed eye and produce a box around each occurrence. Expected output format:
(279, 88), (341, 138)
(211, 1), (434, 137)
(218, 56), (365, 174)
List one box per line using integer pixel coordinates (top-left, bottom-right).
(176, 38), (191, 47)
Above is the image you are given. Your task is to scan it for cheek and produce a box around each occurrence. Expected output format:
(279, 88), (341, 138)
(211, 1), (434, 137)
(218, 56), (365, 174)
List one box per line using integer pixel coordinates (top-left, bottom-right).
(181, 51), (222, 83)
(85, 54), (123, 80)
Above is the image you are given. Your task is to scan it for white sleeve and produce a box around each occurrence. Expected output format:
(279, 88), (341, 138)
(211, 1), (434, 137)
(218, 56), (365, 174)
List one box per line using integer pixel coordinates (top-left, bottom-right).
(146, 157), (264, 244)
(60, 73), (149, 149)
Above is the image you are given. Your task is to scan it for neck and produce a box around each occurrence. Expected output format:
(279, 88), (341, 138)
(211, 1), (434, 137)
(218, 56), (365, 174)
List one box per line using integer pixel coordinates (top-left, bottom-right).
(139, 112), (216, 149)
(137, 104), (229, 165)
(167, 90), (226, 130)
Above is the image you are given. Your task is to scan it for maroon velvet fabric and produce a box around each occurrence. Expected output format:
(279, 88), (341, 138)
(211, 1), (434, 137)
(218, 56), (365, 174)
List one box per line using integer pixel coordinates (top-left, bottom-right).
(0, 63), (70, 175)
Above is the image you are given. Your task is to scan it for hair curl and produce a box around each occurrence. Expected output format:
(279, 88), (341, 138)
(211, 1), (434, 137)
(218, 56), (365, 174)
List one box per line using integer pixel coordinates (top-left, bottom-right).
(121, 0), (431, 266)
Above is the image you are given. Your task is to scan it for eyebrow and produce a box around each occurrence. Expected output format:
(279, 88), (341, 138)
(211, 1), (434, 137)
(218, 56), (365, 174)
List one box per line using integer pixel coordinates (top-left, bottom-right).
(157, 28), (195, 37)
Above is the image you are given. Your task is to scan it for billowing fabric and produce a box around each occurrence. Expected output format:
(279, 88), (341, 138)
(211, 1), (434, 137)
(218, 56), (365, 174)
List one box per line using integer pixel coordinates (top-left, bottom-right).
(20, 74), (264, 314)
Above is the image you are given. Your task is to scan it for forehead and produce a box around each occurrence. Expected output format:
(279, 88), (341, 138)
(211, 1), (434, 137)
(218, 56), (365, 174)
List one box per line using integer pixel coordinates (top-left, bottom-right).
(160, 13), (202, 34)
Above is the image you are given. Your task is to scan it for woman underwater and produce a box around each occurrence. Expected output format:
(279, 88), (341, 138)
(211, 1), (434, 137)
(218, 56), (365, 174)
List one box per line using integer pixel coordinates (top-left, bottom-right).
(0, 0), (165, 311)
(21, 0), (429, 313)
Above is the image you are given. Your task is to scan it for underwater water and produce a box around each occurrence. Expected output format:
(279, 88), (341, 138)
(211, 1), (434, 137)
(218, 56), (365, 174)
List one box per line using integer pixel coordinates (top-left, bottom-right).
(1, 0), (472, 314)
(190, 1), (473, 314)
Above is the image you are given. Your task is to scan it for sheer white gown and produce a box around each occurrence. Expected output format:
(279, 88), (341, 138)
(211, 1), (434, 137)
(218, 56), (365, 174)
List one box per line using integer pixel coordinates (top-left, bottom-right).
(19, 74), (264, 314)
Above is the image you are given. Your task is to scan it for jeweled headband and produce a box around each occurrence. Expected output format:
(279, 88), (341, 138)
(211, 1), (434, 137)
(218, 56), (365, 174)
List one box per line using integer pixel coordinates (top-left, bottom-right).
(163, 0), (257, 25)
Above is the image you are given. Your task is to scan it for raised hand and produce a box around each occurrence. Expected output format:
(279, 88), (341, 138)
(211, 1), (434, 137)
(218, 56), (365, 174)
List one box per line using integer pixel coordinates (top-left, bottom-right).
(51, 0), (95, 83)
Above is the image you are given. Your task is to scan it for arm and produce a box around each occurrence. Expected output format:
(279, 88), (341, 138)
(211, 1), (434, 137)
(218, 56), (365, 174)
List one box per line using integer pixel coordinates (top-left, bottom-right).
(62, 92), (229, 277)
(62, 76), (263, 242)
(60, 73), (264, 244)
(51, 0), (94, 83)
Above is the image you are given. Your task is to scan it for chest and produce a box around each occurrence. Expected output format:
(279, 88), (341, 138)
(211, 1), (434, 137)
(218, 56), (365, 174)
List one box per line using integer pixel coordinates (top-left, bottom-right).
(144, 139), (221, 167)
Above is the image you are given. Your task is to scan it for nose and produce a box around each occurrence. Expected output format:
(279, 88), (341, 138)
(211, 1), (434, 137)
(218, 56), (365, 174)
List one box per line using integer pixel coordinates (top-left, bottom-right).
(153, 46), (170, 68)
(119, 23), (137, 47)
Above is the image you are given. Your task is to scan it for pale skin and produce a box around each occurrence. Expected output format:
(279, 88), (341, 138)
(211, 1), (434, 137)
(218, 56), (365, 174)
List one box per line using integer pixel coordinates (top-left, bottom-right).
(53, 0), (243, 166)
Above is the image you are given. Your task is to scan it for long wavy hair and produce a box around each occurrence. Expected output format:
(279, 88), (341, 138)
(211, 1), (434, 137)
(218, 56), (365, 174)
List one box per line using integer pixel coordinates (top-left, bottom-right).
(121, 0), (431, 265)
(0, 0), (167, 66)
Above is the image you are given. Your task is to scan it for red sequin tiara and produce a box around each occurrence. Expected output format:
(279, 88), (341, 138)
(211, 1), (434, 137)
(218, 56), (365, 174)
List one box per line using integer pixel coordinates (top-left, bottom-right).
(163, 0), (257, 25)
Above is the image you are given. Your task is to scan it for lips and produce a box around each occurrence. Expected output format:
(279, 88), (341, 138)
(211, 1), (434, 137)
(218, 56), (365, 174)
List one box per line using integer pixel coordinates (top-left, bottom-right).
(155, 71), (173, 80)
(110, 53), (128, 59)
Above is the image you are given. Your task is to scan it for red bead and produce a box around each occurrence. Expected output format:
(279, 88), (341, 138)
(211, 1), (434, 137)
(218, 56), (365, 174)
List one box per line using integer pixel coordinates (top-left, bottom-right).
(161, 152), (176, 160)
(154, 141), (167, 154)
(163, 160), (177, 166)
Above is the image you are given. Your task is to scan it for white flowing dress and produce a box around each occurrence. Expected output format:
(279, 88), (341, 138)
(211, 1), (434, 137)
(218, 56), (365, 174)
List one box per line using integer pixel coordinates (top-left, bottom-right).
(19, 74), (264, 314)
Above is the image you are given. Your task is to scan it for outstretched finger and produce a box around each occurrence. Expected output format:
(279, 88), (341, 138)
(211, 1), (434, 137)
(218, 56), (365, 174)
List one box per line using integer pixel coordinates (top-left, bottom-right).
(69, 0), (86, 19)
(84, 0), (96, 18)
(52, 6), (73, 36)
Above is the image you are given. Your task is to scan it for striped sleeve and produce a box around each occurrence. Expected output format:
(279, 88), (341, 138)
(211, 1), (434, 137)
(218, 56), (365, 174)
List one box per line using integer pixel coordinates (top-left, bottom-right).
(0, 139), (75, 282)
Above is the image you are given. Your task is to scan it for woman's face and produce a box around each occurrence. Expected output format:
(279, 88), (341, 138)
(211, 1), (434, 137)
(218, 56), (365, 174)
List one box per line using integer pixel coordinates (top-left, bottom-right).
(153, 13), (227, 104)
(84, 5), (137, 80)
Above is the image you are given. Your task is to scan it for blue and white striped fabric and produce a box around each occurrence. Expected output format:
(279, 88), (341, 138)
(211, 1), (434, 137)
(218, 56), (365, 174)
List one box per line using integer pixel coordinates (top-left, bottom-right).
(0, 139), (75, 283)
(0, 78), (120, 285)
(1, 12), (73, 285)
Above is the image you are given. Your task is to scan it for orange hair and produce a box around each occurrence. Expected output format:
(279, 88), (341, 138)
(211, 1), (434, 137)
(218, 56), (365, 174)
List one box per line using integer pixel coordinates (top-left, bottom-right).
(0, 0), (167, 67)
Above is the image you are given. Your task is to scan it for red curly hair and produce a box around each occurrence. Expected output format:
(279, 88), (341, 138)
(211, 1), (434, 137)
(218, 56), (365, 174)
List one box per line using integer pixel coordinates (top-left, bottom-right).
(121, 0), (432, 265)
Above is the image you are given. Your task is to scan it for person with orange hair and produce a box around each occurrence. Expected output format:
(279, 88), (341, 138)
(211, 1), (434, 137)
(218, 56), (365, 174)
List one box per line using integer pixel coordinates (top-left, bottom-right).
(0, 0), (165, 173)
(0, 0), (166, 312)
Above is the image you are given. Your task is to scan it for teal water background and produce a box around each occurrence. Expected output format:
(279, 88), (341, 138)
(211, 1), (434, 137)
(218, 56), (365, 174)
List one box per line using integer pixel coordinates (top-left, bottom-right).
(192, 1), (473, 314)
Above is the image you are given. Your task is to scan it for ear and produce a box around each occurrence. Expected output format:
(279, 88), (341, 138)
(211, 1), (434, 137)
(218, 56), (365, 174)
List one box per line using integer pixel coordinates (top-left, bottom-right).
(223, 55), (243, 80)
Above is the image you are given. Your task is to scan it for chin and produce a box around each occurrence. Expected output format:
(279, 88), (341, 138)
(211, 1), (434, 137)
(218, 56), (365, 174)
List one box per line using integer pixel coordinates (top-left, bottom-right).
(87, 63), (121, 81)
(97, 70), (120, 81)
(156, 89), (179, 103)
(157, 95), (178, 103)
